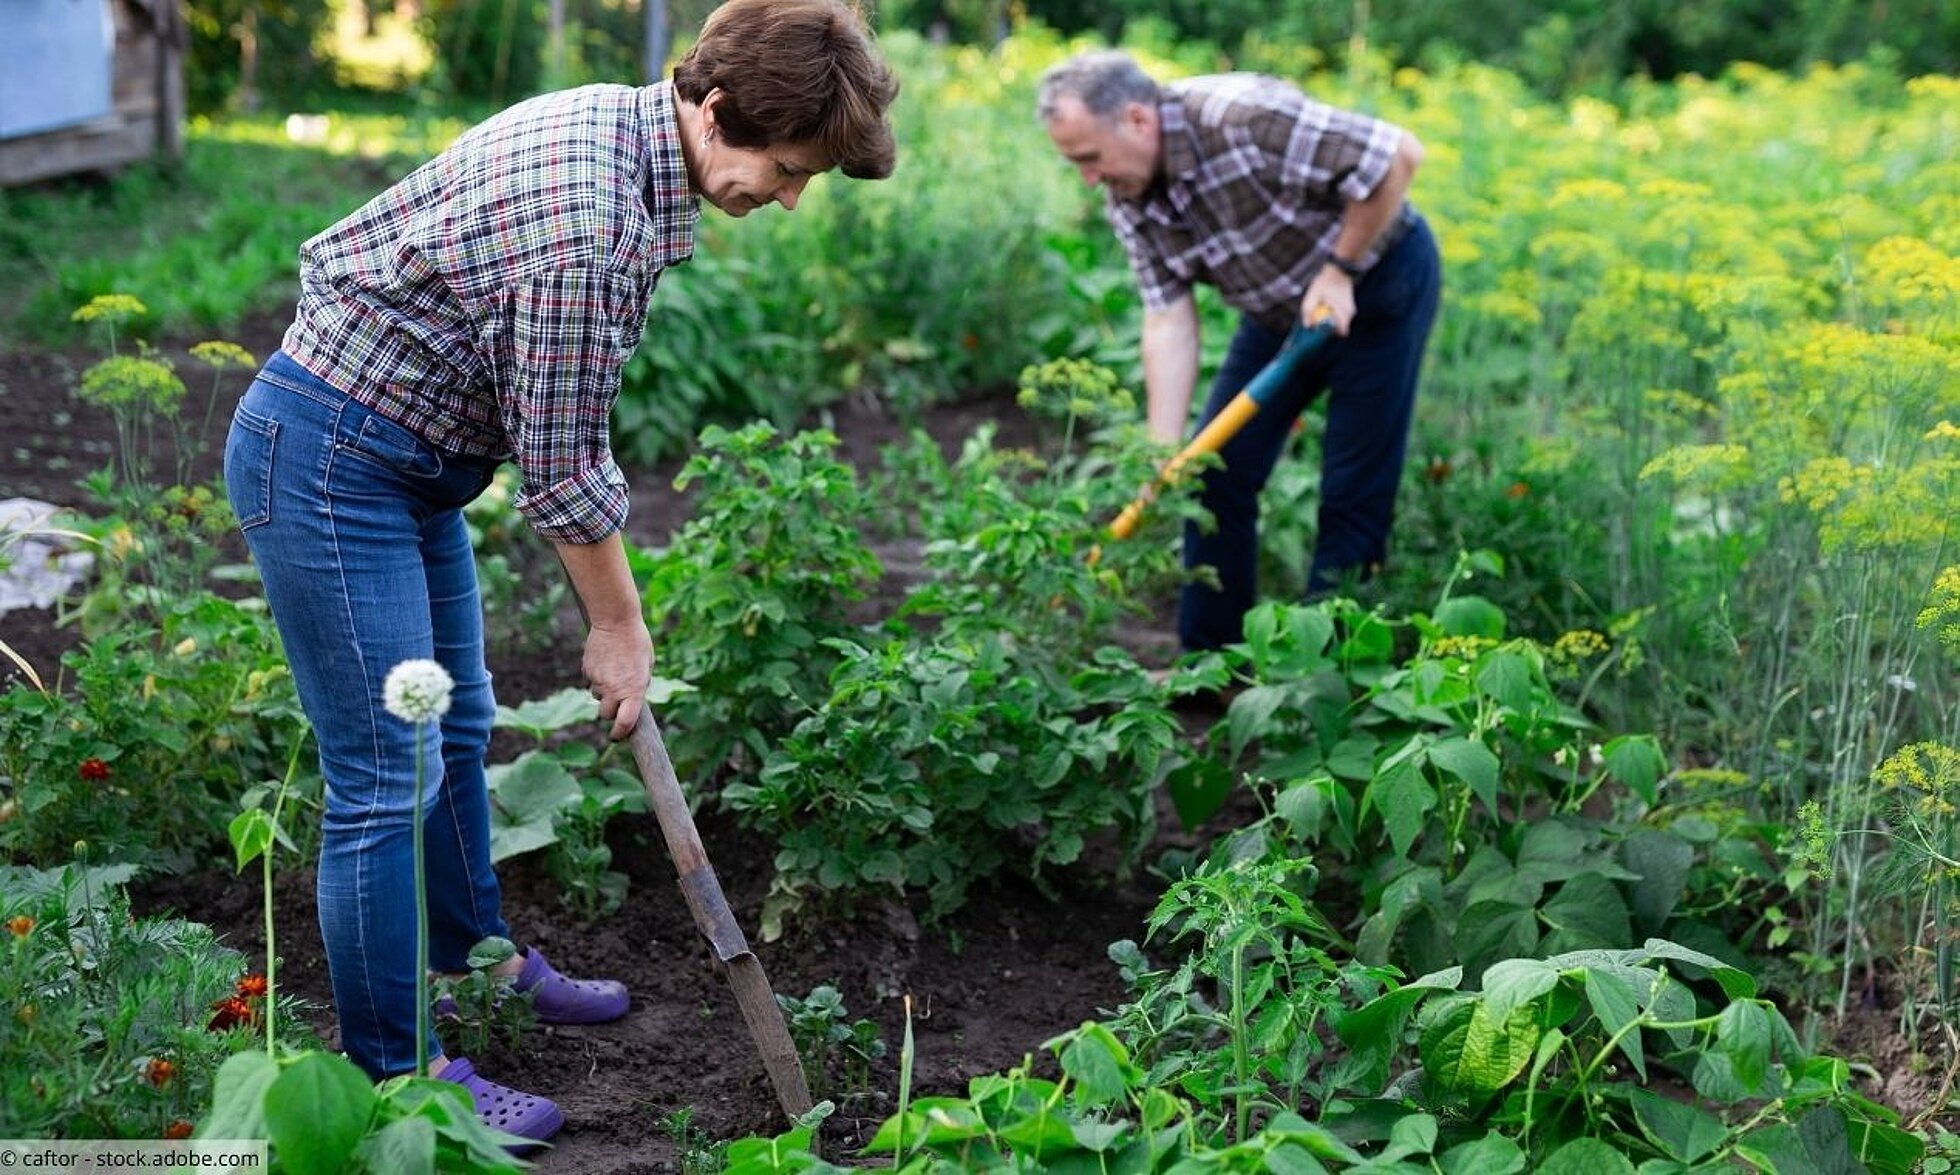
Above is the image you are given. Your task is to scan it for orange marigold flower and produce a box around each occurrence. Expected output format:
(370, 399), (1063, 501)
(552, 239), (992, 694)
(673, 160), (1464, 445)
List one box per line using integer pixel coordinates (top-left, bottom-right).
(206, 996), (255, 1032)
(235, 974), (268, 999)
(146, 1057), (176, 1087)
(78, 758), (112, 781)
(163, 1120), (194, 1140)
(5, 915), (32, 937)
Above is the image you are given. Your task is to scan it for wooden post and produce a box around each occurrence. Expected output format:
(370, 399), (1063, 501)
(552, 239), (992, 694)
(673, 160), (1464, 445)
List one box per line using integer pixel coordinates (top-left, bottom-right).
(156, 0), (185, 164)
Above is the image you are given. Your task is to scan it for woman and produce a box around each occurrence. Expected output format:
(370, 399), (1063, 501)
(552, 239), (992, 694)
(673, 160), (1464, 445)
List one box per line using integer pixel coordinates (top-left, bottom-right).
(223, 0), (897, 1142)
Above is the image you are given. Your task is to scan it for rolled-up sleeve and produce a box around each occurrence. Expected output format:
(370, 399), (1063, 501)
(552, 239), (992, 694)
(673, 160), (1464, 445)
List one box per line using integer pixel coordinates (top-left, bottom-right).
(502, 264), (639, 544)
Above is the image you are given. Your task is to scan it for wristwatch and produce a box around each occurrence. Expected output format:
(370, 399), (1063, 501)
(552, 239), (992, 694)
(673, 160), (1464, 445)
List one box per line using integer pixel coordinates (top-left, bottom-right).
(1326, 253), (1366, 280)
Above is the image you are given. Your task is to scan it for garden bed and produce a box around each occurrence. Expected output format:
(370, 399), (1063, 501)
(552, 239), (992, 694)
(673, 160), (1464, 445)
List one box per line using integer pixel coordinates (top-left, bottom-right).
(1, 313), (1203, 1170)
(4, 307), (1949, 1170)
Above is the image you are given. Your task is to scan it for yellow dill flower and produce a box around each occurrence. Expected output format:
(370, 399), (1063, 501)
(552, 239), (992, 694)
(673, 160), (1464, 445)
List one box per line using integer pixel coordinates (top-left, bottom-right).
(1567, 97), (1619, 141)
(71, 293), (148, 323)
(1861, 237), (1960, 315)
(1635, 178), (1713, 204)
(1616, 124), (1663, 156)
(1872, 742), (1960, 797)
(1550, 629), (1610, 662)
(1905, 76), (1960, 103)
(1677, 767), (1752, 791)
(1548, 178), (1628, 209)
(78, 356), (186, 413)
(190, 341), (259, 370)
(1919, 566), (1960, 655)
(1425, 634), (1496, 661)
(1640, 443), (1751, 490)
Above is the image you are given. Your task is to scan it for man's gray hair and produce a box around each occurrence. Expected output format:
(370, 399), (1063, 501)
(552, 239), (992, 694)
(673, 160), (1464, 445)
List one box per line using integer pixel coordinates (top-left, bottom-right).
(1036, 50), (1161, 123)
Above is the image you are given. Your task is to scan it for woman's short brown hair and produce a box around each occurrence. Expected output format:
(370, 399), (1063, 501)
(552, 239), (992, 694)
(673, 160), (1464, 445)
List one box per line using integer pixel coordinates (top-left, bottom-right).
(674, 0), (899, 180)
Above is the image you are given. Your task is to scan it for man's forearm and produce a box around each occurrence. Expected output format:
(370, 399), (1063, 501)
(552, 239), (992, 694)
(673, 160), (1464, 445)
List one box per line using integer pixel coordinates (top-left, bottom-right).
(1331, 131), (1424, 264)
(1141, 298), (1201, 445)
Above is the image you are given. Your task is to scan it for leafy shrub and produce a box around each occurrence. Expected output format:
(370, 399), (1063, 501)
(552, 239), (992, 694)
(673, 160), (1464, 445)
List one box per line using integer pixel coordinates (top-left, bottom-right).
(636, 423), (882, 782)
(733, 638), (1177, 934)
(0, 594), (304, 870)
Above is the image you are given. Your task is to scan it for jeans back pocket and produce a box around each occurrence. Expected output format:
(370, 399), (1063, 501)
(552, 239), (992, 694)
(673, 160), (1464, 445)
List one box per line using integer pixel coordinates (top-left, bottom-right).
(224, 405), (280, 531)
(338, 409), (444, 480)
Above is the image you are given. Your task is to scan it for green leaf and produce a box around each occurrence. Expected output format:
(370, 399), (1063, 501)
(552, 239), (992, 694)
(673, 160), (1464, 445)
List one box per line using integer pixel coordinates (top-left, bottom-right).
(1424, 997), (1538, 1096)
(354, 1115), (437, 1175)
(1541, 873), (1633, 951)
(1473, 649), (1538, 711)
(1642, 939), (1756, 999)
(1621, 830), (1694, 934)
(1479, 958), (1561, 1024)
(229, 807), (275, 871)
(1164, 756), (1234, 829)
(264, 1051), (376, 1175)
(996, 1105), (1080, 1156)
(1275, 776), (1329, 839)
(1582, 967), (1647, 1080)
(1452, 900), (1538, 978)
(1069, 1119), (1130, 1153)
(1536, 1138), (1637, 1174)
(1602, 734), (1667, 806)
(1227, 685), (1292, 759)
(1847, 1119), (1926, 1174)
(1332, 969), (1462, 1094)
(1517, 819), (1590, 868)
(486, 751), (581, 862)
(493, 688), (597, 736)
(1434, 595), (1506, 639)
(196, 1051), (279, 1141)
(1715, 1000), (1773, 1091)
(1386, 1112), (1439, 1157)
(1690, 1052), (1752, 1102)
(1262, 1142), (1331, 1175)
(1365, 755), (1436, 860)
(1427, 736), (1501, 815)
(1792, 1106), (1862, 1175)
(1630, 1087), (1728, 1163)
(1459, 1002), (1540, 1093)
(1326, 734), (1379, 782)
(1438, 1133), (1526, 1175)
(1060, 1024), (1136, 1106)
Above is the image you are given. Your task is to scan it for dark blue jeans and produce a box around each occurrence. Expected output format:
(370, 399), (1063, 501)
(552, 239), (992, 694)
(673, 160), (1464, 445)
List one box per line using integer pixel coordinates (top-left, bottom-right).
(1178, 215), (1441, 651)
(224, 351), (510, 1079)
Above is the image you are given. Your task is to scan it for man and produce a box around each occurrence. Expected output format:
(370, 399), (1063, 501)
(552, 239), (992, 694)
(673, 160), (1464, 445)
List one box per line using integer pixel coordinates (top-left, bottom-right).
(1038, 50), (1440, 650)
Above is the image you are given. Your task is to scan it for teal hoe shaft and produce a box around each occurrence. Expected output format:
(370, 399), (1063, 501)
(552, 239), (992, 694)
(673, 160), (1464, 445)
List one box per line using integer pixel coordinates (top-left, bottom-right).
(1104, 318), (1336, 543)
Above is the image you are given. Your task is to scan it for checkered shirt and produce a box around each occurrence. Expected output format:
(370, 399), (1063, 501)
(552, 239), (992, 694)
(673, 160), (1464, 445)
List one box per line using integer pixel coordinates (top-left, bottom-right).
(1106, 74), (1409, 334)
(281, 82), (699, 544)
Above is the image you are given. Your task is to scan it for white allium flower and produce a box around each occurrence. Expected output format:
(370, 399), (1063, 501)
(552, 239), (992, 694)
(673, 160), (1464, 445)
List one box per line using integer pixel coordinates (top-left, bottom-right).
(383, 659), (454, 723)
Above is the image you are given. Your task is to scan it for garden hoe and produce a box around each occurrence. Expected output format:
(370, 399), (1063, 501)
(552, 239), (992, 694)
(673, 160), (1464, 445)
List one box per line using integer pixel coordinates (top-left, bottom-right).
(626, 709), (816, 1129)
(1089, 313), (1336, 565)
(553, 558), (814, 1128)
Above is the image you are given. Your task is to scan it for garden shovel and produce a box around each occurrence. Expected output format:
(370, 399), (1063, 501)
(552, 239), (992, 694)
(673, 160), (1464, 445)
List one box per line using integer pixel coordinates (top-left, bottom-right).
(1090, 315), (1337, 563)
(627, 709), (815, 1126)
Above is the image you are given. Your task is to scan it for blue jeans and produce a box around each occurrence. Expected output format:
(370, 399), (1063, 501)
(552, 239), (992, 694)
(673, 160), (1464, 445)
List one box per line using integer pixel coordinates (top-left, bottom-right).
(224, 351), (510, 1079)
(1179, 215), (1442, 651)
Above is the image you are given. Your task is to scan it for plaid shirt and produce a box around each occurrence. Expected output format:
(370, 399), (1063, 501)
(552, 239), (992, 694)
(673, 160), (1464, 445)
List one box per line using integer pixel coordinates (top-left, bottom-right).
(282, 82), (699, 544)
(1108, 74), (1409, 334)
